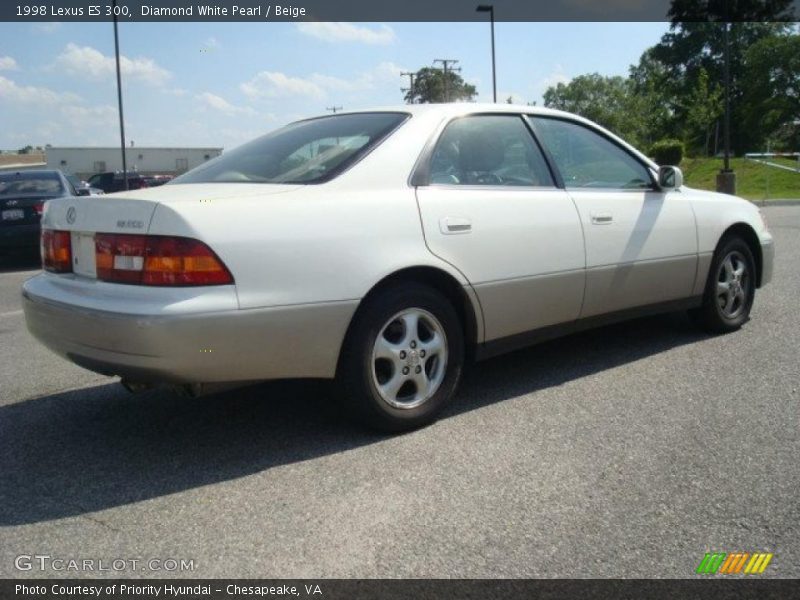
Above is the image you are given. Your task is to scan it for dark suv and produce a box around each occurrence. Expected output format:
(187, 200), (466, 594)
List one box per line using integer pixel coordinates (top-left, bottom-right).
(86, 172), (149, 194)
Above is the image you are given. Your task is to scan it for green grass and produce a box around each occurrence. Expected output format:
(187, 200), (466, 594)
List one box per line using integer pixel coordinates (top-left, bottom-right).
(680, 157), (800, 201)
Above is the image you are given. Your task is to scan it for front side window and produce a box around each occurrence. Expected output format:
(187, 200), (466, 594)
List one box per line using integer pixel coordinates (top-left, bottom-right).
(532, 118), (653, 190)
(428, 115), (554, 187)
(173, 112), (408, 185)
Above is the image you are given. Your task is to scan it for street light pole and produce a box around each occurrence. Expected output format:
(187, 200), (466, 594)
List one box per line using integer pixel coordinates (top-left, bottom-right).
(476, 4), (496, 103)
(112, 0), (128, 191)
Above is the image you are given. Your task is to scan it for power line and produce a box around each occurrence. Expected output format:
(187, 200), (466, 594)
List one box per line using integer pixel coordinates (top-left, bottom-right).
(400, 71), (416, 102)
(433, 59), (460, 102)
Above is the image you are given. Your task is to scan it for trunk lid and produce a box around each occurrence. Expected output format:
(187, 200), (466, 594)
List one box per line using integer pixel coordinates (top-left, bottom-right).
(43, 183), (301, 233)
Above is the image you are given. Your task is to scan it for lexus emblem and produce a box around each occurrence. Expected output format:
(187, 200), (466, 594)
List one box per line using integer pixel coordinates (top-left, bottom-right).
(66, 206), (76, 224)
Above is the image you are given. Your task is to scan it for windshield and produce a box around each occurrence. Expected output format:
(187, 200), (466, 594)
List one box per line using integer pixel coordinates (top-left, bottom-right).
(0, 172), (64, 196)
(173, 112), (409, 185)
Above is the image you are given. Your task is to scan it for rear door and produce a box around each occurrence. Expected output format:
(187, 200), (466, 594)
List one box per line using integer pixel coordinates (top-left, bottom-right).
(530, 116), (697, 317)
(415, 114), (585, 342)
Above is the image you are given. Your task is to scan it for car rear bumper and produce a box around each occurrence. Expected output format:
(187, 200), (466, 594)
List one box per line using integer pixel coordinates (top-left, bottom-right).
(22, 280), (358, 384)
(760, 239), (774, 287)
(0, 223), (40, 248)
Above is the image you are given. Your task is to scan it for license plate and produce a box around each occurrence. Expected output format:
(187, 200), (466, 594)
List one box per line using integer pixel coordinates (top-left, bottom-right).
(71, 232), (97, 278)
(2, 209), (24, 221)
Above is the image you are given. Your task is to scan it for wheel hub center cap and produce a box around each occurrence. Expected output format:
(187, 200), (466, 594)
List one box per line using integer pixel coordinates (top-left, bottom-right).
(406, 350), (420, 366)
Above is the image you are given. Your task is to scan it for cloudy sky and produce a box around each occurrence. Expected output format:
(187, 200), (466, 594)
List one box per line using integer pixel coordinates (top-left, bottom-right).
(0, 21), (668, 151)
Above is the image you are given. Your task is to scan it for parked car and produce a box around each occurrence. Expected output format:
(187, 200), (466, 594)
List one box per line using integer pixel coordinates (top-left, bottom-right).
(65, 173), (104, 196)
(23, 105), (774, 431)
(1, 170), (77, 251)
(86, 171), (148, 194)
(142, 174), (174, 187)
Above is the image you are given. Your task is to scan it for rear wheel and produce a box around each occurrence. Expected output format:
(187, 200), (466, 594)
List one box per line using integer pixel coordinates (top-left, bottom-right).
(337, 283), (464, 432)
(690, 236), (756, 333)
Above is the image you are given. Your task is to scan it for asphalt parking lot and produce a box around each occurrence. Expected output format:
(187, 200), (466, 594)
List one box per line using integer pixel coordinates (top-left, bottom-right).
(1, 205), (798, 579)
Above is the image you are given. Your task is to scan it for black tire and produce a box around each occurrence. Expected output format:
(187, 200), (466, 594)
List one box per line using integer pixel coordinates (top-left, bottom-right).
(689, 235), (756, 333)
(337, 282), (464, 432)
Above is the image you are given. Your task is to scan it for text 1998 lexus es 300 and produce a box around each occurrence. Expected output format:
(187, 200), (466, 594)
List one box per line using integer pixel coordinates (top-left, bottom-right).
(23, 104), (774, 431)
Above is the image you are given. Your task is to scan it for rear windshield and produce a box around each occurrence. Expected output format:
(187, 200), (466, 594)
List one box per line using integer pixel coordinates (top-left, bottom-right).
(0, 172), (64, 196)
(173, 112), (409, 185)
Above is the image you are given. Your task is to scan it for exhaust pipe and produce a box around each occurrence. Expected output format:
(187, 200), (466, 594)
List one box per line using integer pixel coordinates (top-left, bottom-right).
(120, 380), (155, 394)
(121, 380), (250, 397)
(173, 382), (251, 398)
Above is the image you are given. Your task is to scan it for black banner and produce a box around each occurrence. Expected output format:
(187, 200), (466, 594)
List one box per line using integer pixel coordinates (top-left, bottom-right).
(1, 0), (799, 22)
(4, 579), (800, 600)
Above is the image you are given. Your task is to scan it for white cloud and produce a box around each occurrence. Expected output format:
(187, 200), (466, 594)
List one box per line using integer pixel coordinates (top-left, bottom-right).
(0, 56), (18, 71)
(296, 22), (396, 45)
(538, 64), (570, 92)
(60, 104), (118, 127)
(32, 22), (61, 34)
(165, 87), (188, 96)
(240, 62), (408, 101)
(240, 71), (326, 100)
(0, 75), (81, 105)
(55, 43), (171, 86)
(196, 92), (256, 116)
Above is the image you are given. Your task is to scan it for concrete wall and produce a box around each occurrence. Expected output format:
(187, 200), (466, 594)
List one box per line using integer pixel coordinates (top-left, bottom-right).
(46, 147), (223, 179)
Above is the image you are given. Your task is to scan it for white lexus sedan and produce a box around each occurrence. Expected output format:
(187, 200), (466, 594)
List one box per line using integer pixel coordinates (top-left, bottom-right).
(23, 104), (774, 431)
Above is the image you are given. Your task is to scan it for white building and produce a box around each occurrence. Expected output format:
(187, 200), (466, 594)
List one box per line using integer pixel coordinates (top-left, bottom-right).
(46, 147), (223, 179)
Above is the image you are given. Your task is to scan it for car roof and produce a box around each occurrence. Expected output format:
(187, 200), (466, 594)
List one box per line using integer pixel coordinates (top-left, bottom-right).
(312, 103), (657, 171)
(309, 103), (575, 120)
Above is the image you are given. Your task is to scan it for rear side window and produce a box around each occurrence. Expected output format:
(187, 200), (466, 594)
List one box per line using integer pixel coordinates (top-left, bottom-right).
(174, 112), (408, 185)
(532, 117), (653, 189)
(428, 115), (554, 187)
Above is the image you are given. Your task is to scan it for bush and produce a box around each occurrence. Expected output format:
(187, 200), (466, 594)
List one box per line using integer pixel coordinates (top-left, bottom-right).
(650, 139), (684, 166)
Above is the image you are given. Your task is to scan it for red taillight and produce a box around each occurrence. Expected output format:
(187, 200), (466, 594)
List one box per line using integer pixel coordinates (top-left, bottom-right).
(41, 230), (72, 273)
(34, 202), (45, 217)
(94, 234), (233, 286)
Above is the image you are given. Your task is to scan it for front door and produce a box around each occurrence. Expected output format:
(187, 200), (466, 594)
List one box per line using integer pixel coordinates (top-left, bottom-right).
(531, 116), (697, 317)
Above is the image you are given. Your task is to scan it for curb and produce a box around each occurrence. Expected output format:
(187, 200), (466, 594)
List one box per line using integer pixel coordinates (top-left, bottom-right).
(749, 200), (800, 207)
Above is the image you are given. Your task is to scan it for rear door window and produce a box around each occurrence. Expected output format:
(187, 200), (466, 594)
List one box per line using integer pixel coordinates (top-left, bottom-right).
(428, 115), (554, 187)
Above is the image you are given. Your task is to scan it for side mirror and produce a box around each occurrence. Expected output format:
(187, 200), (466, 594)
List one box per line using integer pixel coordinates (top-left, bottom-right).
(658, 165), (683, 190)
(76, 188), (91, 196)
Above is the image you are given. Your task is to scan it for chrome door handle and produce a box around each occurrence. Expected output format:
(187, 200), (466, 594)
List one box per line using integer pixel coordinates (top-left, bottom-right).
(439, 217), (472, 234)
(591, 213), (613, 225)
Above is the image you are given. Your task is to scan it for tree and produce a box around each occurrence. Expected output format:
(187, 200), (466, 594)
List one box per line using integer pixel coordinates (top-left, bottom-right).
(680, 67), (723, 155)
(543, 74), (647, 146)
(629, 47), (677, 147)
(649, 0), (794, 153)
(403, 67), (477, 104)
(741, 33), (800, 150)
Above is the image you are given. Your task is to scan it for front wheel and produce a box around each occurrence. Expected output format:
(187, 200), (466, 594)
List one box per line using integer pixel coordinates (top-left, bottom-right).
(337, 283), (464, 432)
(690, 236), (756, 333)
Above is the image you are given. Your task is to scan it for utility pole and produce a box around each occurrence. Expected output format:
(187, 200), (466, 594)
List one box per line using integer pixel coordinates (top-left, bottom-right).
(433, 59), (460, 103)
(112, 0), (128, 191)
(326, 106), (343, 113)
(716, 0), (736, 195)
(400, 71), (416, 103)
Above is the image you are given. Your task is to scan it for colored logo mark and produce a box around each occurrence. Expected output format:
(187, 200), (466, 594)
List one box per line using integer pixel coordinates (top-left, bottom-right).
(696, 552), (773, 574)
